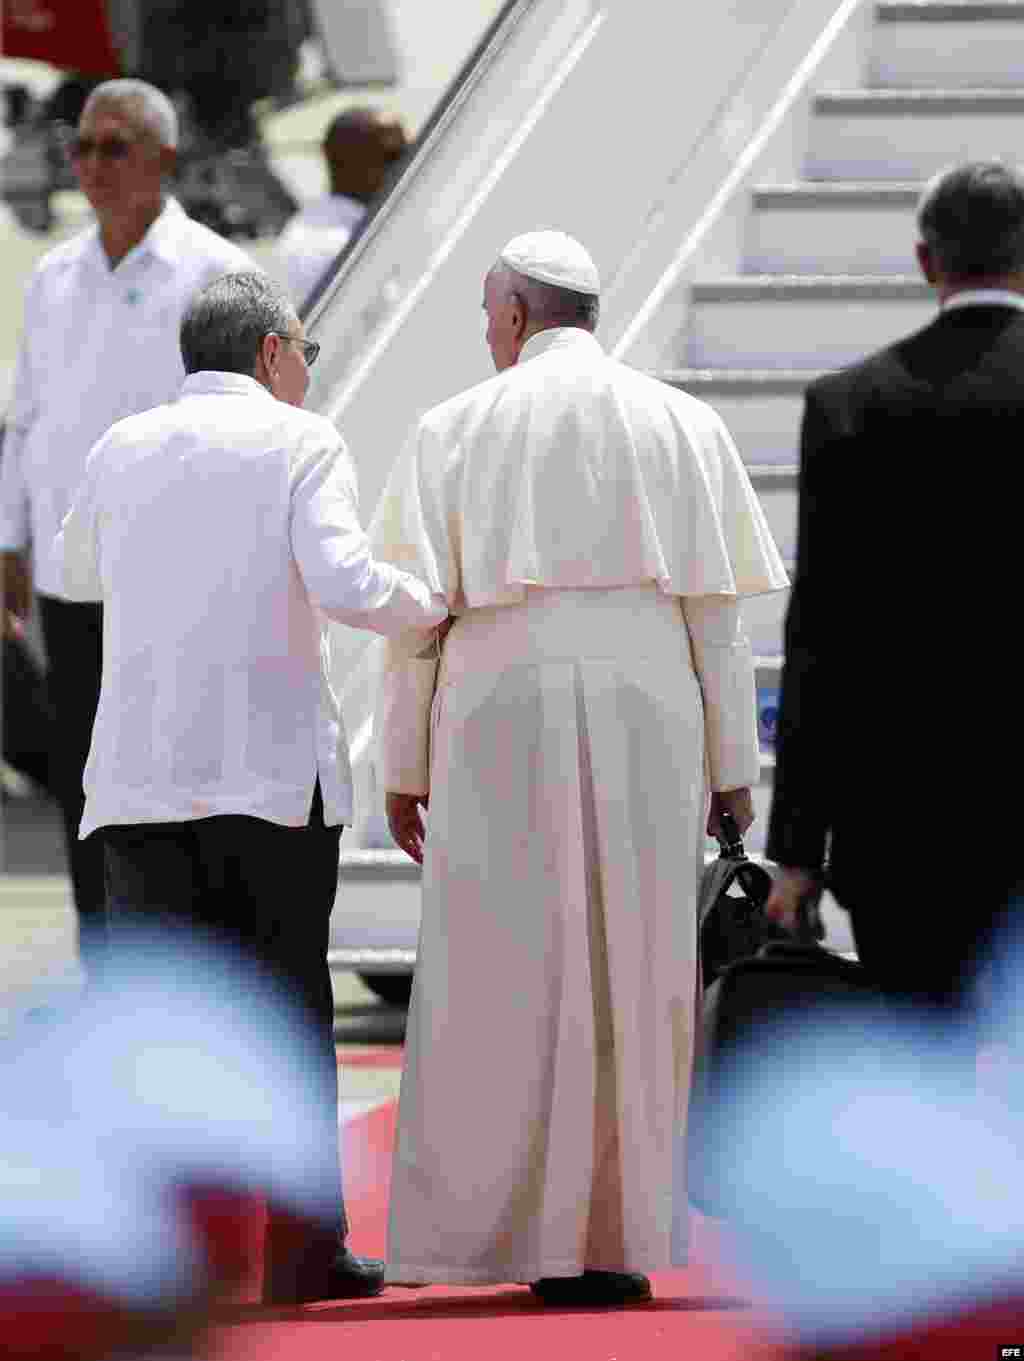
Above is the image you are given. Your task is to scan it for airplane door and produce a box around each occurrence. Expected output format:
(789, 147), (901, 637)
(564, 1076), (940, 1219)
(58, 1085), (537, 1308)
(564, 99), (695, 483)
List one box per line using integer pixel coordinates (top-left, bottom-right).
(309, 0), (400, 86)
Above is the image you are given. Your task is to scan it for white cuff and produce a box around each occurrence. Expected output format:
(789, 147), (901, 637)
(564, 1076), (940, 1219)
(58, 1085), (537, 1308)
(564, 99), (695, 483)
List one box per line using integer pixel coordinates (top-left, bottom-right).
(375, 658), (439, 795)
(699, 642), (761, 791)
(682, 596), (761, 792)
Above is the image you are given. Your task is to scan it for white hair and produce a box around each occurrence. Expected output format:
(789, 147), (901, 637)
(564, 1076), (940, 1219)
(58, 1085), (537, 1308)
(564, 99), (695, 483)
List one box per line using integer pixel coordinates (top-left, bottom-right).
(83, 79), (178, 149)
(489, 261), (600, 330)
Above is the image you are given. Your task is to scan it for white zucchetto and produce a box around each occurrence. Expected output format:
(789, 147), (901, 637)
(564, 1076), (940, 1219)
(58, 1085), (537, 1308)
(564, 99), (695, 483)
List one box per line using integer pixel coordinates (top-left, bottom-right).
(499, 230), (600, 295)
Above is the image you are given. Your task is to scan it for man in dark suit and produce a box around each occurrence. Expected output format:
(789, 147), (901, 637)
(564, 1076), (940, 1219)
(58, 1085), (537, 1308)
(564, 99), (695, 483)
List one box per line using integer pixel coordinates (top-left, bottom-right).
(765, 161), (1024, 1018)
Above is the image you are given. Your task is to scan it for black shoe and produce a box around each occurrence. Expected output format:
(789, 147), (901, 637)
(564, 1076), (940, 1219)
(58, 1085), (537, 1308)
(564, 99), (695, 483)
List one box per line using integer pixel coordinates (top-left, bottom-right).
(265, 1247), (385, 1305)
(324, 1248), (385, 1300)
(530, 1270), (652, 1306)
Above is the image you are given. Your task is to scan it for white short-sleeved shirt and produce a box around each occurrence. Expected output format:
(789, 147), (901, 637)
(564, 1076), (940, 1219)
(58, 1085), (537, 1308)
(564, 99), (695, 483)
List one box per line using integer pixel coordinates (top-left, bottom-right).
(0, 197), (253, 597)
(55, 372), (446, 834)
(271, 192), (365, 311)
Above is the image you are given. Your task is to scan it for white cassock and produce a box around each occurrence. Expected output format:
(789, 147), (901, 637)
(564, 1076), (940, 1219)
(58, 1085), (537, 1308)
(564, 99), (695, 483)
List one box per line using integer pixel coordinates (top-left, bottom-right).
(370, 325), (788, 1284)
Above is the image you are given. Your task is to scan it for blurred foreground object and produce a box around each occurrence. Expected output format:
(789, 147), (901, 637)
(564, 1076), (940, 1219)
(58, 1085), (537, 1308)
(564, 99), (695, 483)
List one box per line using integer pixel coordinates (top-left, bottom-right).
(1, 1), (399, 238)
(0, 925), (341, 1359)
(700, 914), (1024, 1355)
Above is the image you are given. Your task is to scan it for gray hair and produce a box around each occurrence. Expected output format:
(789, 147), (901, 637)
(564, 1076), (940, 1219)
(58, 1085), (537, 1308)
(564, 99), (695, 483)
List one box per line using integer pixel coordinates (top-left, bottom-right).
(83, 79), (178, 149)
(917, 161), (1024, 281)
(180, 272), (297, 376)
(494, 264), (600, 332)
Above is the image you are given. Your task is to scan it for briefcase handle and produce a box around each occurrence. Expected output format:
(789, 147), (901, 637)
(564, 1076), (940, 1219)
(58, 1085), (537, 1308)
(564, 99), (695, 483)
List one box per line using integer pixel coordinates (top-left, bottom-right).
(715, 809), (825, 943)
(715, 809), (746, 860)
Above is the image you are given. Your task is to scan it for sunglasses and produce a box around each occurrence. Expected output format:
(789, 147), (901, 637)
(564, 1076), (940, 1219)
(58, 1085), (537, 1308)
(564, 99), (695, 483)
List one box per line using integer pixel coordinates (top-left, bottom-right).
(66, 135), (136, 162)
(270, 333), (321, 367)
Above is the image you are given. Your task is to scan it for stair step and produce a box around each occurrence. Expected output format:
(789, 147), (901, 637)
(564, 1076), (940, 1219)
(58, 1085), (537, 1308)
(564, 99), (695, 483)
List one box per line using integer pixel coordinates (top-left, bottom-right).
(753, 182), (922, 207)
(808, 89), (1024, 179)
(748, 463), (798, 481)
(756, 654), (785, 672)
(687, 277), (932, 370)
(691, 276), (930, 302)
(878, 3), (1024, 20)
(657, 371), (800, 553)
(661, 368), (824, 390)
(660, 369), (817, 463)
(872, 3), (1024, 89)
(748, 182), (922, 275)
(817, 87), (1024, 113)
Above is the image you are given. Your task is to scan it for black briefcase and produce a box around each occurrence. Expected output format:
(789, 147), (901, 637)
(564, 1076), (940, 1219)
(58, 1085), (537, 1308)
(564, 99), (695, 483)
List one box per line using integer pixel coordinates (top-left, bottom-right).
(687, 938), (879, 1218)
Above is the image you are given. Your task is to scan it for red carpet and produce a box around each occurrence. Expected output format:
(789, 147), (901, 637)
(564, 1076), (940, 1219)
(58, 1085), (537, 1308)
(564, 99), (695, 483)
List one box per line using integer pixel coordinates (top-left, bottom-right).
(210, 1099), (797, 1361)
(208, 1081), (1024, 1361)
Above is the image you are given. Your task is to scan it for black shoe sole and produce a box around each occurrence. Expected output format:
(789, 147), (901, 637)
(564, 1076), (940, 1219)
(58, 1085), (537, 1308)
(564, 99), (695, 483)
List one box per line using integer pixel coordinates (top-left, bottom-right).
(529, 1279), (653, 1307)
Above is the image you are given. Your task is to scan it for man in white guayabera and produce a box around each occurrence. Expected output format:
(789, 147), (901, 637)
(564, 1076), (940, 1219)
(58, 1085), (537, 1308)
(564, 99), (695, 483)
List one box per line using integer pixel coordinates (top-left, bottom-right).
(371, 231), (788, 1304)
(0, 79), (252, 963)
(55, 270), (447, 1307)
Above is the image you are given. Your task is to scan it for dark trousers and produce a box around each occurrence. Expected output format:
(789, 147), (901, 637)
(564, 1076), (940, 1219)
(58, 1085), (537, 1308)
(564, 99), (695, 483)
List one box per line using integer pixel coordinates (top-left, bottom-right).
(103, 783), (347, 1300)
(36, 594), (107, 959)
(2, 631), (57, 797)
(834, 861), (1022, 1041)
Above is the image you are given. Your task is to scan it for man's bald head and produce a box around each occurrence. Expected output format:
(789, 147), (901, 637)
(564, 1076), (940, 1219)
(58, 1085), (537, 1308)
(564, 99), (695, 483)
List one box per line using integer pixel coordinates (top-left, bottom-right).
(323, 106), (409, 203)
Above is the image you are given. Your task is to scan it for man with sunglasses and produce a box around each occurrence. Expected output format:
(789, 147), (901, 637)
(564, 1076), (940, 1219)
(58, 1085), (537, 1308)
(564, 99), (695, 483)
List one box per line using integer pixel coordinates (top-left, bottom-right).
(55, 269), (448, 1306)
(0, 79), (251, 967)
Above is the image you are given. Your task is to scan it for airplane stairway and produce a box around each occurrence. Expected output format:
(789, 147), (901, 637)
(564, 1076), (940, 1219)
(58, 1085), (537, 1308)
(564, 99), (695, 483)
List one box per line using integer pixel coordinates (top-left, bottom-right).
(660, 0), (1024, 847)
(316, 0), (1024, 976)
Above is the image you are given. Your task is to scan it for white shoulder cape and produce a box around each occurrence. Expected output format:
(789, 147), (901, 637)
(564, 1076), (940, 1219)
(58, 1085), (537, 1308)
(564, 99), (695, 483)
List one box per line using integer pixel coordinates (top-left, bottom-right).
(370, 328), (788, 607)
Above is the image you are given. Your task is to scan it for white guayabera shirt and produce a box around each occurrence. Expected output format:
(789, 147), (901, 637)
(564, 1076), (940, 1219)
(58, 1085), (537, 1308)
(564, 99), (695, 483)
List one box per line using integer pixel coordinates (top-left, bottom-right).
(0, 197), (253, 598)
(55, 372), (446, 835)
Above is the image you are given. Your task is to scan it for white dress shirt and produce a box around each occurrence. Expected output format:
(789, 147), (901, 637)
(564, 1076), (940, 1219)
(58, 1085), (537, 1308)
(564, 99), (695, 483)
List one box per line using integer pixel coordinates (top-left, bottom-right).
(271, 193), (365, 310)
(941, 288), (1024, 313)
(55, 371), (446, 835)
(0, 198), (252, 597)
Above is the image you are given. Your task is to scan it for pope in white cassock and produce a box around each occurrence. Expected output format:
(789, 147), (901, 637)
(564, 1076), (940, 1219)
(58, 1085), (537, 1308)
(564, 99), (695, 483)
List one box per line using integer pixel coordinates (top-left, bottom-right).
(370, 231), (789, 1305)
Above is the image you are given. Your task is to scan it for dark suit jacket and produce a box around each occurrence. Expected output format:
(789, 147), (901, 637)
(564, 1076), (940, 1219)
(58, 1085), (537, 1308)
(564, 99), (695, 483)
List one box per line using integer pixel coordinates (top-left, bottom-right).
(766, 304), (1024, 958)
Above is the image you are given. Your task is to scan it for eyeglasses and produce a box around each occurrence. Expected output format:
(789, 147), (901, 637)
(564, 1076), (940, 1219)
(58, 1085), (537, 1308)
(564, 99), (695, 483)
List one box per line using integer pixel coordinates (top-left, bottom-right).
(270, 333), (321, 367)
(66, 135), (135, 162)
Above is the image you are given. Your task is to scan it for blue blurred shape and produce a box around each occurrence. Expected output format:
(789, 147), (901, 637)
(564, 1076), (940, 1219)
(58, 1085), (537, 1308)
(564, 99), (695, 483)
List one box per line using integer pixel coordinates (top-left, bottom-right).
(757, 685), (779, 749)
(0, 923), (338, 1310)
(700, 992), (1024, 1346)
